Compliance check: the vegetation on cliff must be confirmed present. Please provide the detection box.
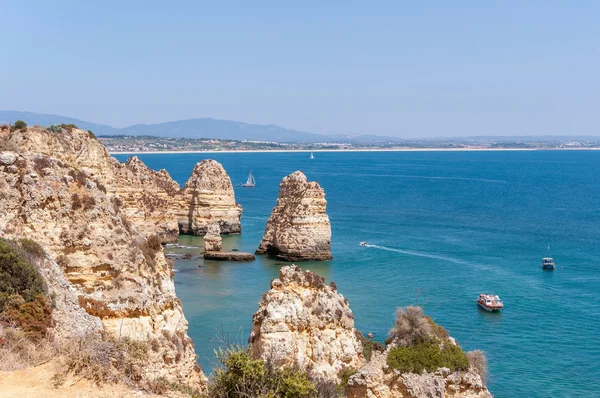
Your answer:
[0,238,52,339]
[209,346,319,398]
[386,306,472,374]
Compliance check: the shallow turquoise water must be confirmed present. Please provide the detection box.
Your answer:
[115,151,600,397]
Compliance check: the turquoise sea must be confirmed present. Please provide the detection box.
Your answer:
[115,151,600,397]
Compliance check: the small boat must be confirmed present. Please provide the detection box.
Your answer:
[477,294,503,312]
[310,152,315,159]
[359,241,368,247]
[241,170,256,187]
[542,257,555,271]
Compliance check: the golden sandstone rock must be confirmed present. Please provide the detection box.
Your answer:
[249,265,363,382]
[256,171,332,261]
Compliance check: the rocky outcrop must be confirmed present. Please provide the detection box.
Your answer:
[249,265,363,382]
[256,171,332,261]
[203,223,223,252]
[3,126,241,242]
[178,160,242,235]
[203,222,255,261]
[347,348,491,398]
[0,128,206,389]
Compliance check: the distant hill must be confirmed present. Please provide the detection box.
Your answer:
[2,110,597,143]
[0,110,370,143]
[0,110,119,135]
[118,118,330,143]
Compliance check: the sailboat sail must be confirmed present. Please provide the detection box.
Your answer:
[310,152,315,159]
[242,170,255,187]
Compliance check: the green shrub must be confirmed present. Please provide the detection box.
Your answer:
[60,123,78,132]
[14,120,27,131]
[0,238,47,313]
[387,340,470,374]
[357,331,384,361]
[18,238,45,260]
[46,124,63,133]
[209,346,317,398]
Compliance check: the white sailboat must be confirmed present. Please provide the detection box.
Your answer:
[310,152,315,159]
[241,170,256,187]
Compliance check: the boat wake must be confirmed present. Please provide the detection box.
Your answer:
[363,244,473,266]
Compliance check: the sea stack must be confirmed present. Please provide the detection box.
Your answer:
[256,171,332,261]
[203,223,223,252]
[179,160,242,236]
[248,265,363,382]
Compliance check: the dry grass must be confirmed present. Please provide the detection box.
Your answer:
[0,326,57,371]
[387,306,433,346]
[467,350,488,384]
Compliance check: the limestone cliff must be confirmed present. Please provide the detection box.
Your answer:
[0,129,206,388]
[178,160,242,235]
[2,126,241,242]
[347,347,491,398]
[256,171,332,261]
[248,265,363,381]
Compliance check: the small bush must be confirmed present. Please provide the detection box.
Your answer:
[0,238,47,313]
[358,333,384,361]
[68,169,87,186]
[388,306,433,346]
[0,295,53,339]
[46,124,63,133]
[467,350,488,384]
[18,238,45,260]
[209,346,317,398]
[72,193,82,210]
[33,157,51,173]
[82,195,96,211]
[140,235,162,269]
[387,340,470,374]
[14,120,27,131]
[87,130,96,139]
[60,123,78,132]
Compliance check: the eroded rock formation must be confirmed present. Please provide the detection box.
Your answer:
[347,348,491,398]
[256,171,332,261]
[0,127,206,389]
[203,223,223,252]
[2,126,241,242]
[178,160,242,235]
[249,265,363,381]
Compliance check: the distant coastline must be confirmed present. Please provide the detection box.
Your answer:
[109,147,600,155]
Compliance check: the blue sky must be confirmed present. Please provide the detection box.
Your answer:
[1,1,598,137]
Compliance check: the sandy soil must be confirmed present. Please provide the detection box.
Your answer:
[0,362,157,398]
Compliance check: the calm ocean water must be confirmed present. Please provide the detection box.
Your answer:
[115,151,600,397]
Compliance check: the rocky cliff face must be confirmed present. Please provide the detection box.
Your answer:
[178,160,242,235]
[0,126,206,388]
[347,347,491,398]
[256,171,332,261]
[2,127,241,242]
[248,265,363,381]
